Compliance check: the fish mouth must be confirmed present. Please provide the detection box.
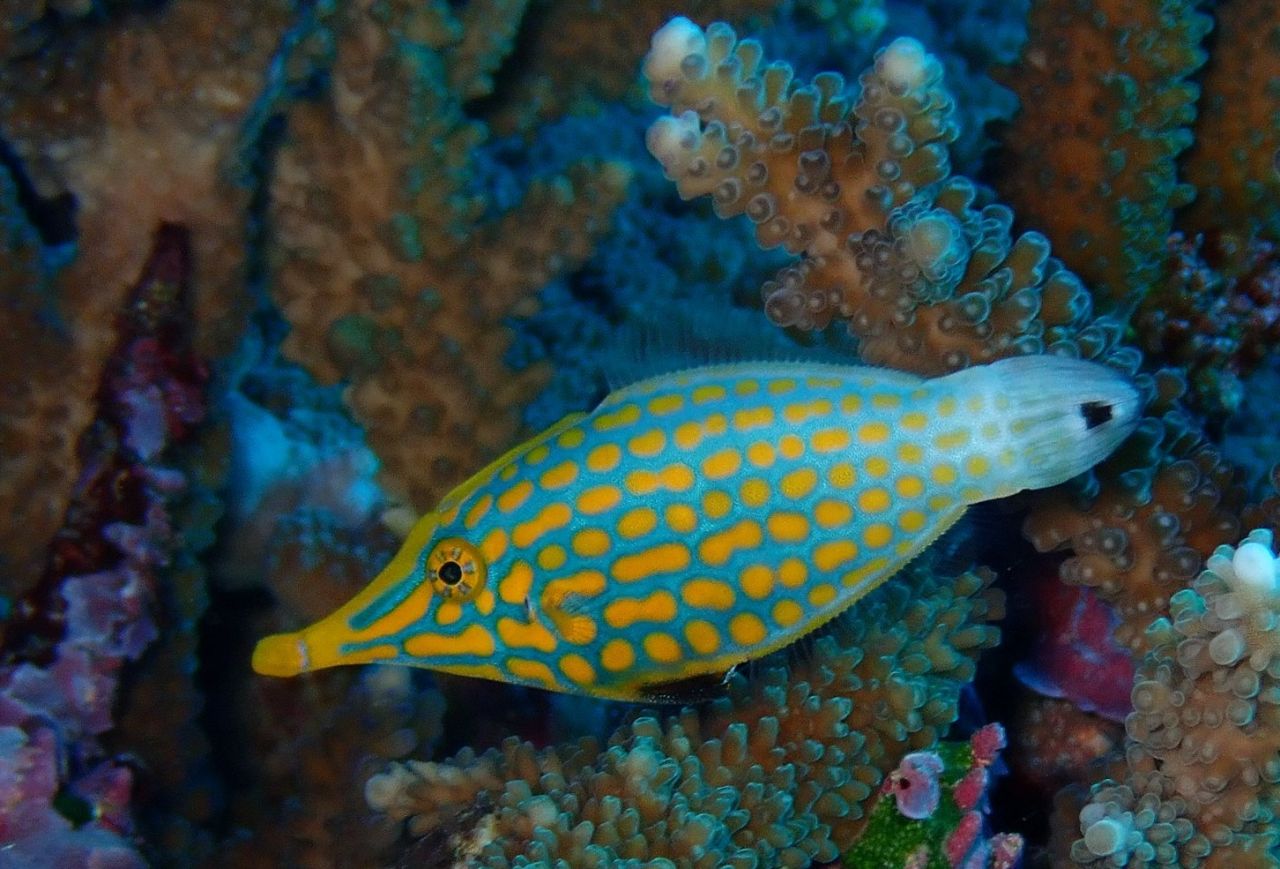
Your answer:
[252,632,310,677]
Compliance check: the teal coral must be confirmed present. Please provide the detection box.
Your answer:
[366,562,1002,865]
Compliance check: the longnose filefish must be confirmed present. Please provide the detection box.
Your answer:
[252,355,1139,701]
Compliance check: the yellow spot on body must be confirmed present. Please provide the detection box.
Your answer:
[587,444,622,473]
[540,461,579,490]
[781,468,818,500]
[497,481,534,514]
[733,406,775,431]
[896,475,925,498]
[768,378,797,395]
[898,443,924,463]
[932,464,958,485]
[604,590,678,628]
[684,620,720,655]
[779,434,805,459]
[578,485,622,515]
[783,398,833,424]
[480,527,508,563]
[572,528,612,558]
[807,376,842,388]
[702,448,742,480]
[628,429,667,458]
[746,441,775,467]
[808,584,837,607]
[674,421,704,450]
[858,488,891,513]
[626,464,695,495]
[435,601,462,626]
[840,394,862,413]
[999,448,1017,467]
[865,456,891,478]
[612,543,692,582]
[779,558,807,587]
[967,395,985,412]
[814,540,859,571]
[772,600,804,627]
[899,510,928,533]
[703,490,732,519]
[601,639,635,672]
[559,654,596,685]
[404,624,496,658]
[593,404,641,432]
[815,499,854,528]
[476,590,495,616]
[542,570,606,606]
[464,494,493,529]
[665,504,698,533]
[497,618,558,652]
[961,486,985,502]
[682,579,736,610]
[512,503,572,549]
[812,428,852,453]
[842,556,890,589]
[730,613,767,646]
[537,545,568,571]
[928,494,954,511]
[498,560,534,604]
[644,633,682,663]
[858,422,890,444]
[617,507,658,539]
[935,429,970,450]
[500,465,518,481]
[508,658,558,688]
[648,394,684,415]
[901,411,928,430]
[734,379,760,396]
[557,428,586,449]
[740,478,770,508]
[863,523,893,548]
[829,462,857,488]
[937,396,957,416]
[767,512,811,543]
[871,393,902,409]
[739,564,775,599]
[964,455,991,477]
[526,444,554,467]
[981,422,1000,440]
[996,395,1011,410]
[692,384,727,404]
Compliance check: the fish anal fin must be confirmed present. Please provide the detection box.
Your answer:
[636,669,733,705]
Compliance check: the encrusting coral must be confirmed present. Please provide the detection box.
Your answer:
[267,0,632,515]
[366,562,1002,866]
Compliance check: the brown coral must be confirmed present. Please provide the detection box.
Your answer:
[994,0,1208,314]
[367,563,1002,866]
[268,0,631,513]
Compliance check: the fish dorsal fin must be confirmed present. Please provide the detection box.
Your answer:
[600,308,856,392]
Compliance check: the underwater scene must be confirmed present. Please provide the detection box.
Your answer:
[2,0,1280,866]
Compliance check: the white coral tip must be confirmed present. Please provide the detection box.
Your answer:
[879,37,930,91]
[644,16,707,84]
[1231,541,1277,594]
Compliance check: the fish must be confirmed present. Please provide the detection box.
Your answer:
[251,355,1139,701]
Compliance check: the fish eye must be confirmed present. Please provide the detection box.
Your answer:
[1079,400,1114,430]
[428,537,487,601]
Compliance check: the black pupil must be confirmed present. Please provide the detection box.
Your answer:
[1080,401,1113,430]
[438,560,463,585]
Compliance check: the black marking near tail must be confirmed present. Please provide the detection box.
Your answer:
[1080,400,1114,430]
[637,669,734,704]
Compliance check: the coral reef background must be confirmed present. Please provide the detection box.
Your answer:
[1,0,1279,866]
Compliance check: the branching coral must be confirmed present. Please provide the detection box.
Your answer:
[1066,530,1280,866]
[367,563,1001,865]
[993,0,1208,316]
[267,0,631,513]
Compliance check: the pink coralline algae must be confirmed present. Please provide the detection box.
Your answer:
[0,225,207,867]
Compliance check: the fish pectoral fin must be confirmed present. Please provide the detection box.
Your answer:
[635,669,733,705]
[542,592,599,645]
